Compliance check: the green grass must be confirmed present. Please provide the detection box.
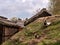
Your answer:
[2,17,60,45]
[37,19,60,45]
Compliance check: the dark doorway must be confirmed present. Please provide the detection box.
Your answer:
[0,25,3,44]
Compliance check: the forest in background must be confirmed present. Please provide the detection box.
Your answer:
[49,0,60,15]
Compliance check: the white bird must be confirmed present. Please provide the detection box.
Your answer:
[47,22,51,25]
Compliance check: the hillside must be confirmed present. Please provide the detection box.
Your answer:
[2,16,60,45]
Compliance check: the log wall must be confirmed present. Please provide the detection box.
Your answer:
[2,26,19,42]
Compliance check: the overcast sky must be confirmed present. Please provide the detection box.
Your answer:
[0,0,50,19]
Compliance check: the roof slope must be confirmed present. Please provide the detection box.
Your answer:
[0,18,19,27]
[0,17,24,28]
[24,8,51,26]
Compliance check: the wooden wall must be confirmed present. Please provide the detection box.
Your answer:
[2,26,19,42]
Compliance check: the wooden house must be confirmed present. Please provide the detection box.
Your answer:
[0,16,24,44]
